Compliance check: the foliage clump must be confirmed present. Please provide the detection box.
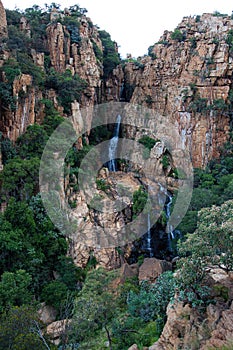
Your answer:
[99,30,121,77]
[177,200,233,307]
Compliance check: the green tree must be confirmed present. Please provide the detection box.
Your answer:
[0,270,32,312]
[0,136,16,164]
[0,157,40,201]
[132,186,148,218]
[41,99,64,136]
[41,280,69,312]
[16,124,48,159]
[127,271,175,323]
[0,305,53,350]
[171,29,185,41]
[70,268,119,349]
[0,217,27,273]
[99,30,120,77]
[177,200,233,306]
[45,69,87,114]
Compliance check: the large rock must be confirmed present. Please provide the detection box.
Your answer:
[0,74,37,141]
[114,13,232,168]
[150,268,233,350]
[128,345,139,350]
[46,319,71,346]
[139,258,172,283]
[38,302,57,325]
[0,0,7,39]
[69,172,141,270]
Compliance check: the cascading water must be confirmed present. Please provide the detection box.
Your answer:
[158,182,177,251]
[146,213,153,257]
[166,194,175,240]
[108,114,121,172]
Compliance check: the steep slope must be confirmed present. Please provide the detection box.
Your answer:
[0,4,120,141]
[108,13,233,167]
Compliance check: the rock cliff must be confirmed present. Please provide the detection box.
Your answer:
[118,13,232,168]
[0,0,7,39]
[0,6,106,141]
[149,268,233,350]
[0,8,231,167]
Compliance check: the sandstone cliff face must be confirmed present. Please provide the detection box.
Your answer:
[0,74,38,141]
[150,268,233,350]
[46,14,103,108]
[0,8,104,141]
[121,13,232,167]
[0,0,7,39]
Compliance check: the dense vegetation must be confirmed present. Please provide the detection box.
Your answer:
[0,3,232,350]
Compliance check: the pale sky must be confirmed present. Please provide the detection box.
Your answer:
[2,0,233,58]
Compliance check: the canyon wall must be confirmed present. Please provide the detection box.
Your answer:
[0,7,231,168]
[116,13,232,168]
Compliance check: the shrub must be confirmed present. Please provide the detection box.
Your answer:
[132,186,148,218]
[161,154,170,169]
[127,271,175,323]
[99,30,121,77]
[0,82,17,111]
[16,124,48,159]
[213,11,227,17]
[45,69,87,113]
[226,29,233,55]
[96,178,110,192]
[148,45,157,59]
[189,37,197,50]
[92,40,103,62]
[171,29,186,42]
[41,280,69,311]
[0,305,51,350]
[138,135,157,150]
[177,200,233,307]
[188,97,208,113]
[16,53,45,86]
[0,270,32,312]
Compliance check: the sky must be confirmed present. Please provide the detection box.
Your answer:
[2,0,233,58]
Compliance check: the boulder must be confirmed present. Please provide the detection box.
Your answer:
[128,345,139,350]
[139,258,172,283]
[38,302,57,325]
[46,319,71,346]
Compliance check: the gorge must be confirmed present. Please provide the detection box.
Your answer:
[0,2,232,350]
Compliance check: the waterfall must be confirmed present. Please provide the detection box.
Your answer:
[108,114,121,172]
[146,213,153,257]
[158,182,175,241]
[166,194,175,240]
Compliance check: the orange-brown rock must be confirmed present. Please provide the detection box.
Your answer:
[46,22,70,72]
[121,13,232,167]
[46,15,103,110]
[38,302,57,325]
[150,268,233,350]
[46,319,71,346]
[0,74,36,141]
[0,0,7,39]
[139,258,172,283]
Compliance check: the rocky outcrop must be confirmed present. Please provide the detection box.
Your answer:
[46,14,103,109]
[46,22,70,73]
[150,268,233,350]
[139,258,172,283]
[0,0,7,39]
[121,13,232,167]
[0,74,37,141]
[38,302,57,325]
[0,8,104,141]
[68,171,141,269]
[46,319,71,346]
